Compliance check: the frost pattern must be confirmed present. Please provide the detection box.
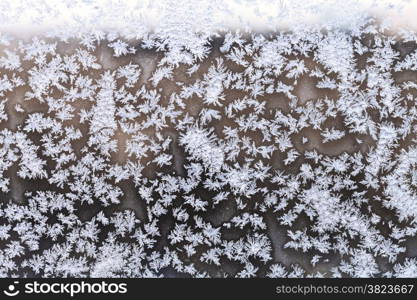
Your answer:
[1,4,417,278]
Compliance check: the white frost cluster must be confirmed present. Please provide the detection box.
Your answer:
[0,0,417,278]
